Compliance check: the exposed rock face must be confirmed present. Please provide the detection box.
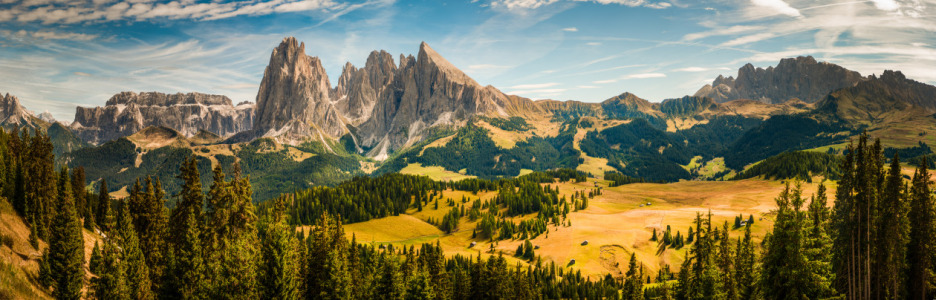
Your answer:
[816,70,936,122]
[0,93,34,127]
[252,37,347,142]
[37,111,56,124]
[252,37,534,158]
[354,42,516,159]
[71,91,254,144]
[695,56,864,104]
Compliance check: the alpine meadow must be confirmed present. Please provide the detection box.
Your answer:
[2,0,936,299]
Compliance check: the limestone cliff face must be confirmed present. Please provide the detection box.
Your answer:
[71,91,254,144]
[695,56,864,104]
[252,37,347,143]
[0,93,33,127]
[253,38,534,157]
[354,42,515,159]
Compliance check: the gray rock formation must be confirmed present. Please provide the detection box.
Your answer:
[71,91,254,144]
[694,56,864,104]
[354,42,515,159]
[37,111,56,124]
[0,93,36,128]
[251,37,536,157]
[252,37,348,143]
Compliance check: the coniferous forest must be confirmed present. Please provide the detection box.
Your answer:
[2,126,936,300]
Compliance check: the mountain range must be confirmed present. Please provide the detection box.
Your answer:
[4,36,936,200]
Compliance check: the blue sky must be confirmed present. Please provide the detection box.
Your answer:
[1,0,934,121]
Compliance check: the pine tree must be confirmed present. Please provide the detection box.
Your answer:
[875,154,908,299]
[92,240,128,300]
[118,196,153,300]
[48,168,84,300]
[204,164,261,298]
[734,226,757,299]
[907,158,935,300]
[804,183,836,298]
[260,195,300,299]
[97,179,112,232]
[89,241,102,275]
[168,157,207,299]
[70,167,86,223]
[622,253,643,300]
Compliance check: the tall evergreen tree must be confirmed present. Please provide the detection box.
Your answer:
[204,164,261,299]
[91,241,128,300]
[622,253,643,300]
[97,179,112,232]
[118,196,153,300]
[734,225,757,299]
[907,158,935,300]
[875,154,909,299]
[260,195,300,300]
[48,168,84,300]
[167,157,207,299]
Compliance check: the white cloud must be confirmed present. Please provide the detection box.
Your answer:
[870,0,899,11]
[674,67,707,72]
[509,82,559,89]
[577,85,598,88]
[750,0,800,17]
[683,25,763,41]
[30,30,98,41]
[593,79,616,84]
[562,27,578,32]
[586,42,601,46]
[719,32,775,47]
[0,0,343,24]
[575,0,671,9]
[491,0,558,10]
[624,72,665,79]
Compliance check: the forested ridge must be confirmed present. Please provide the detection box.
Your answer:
[2,126,936,300]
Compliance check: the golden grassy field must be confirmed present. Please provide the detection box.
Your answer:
[400,163,477,182]
[340,177,835,280]
[0,199,103,299]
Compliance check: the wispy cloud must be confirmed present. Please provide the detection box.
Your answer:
[0,0,344,25]
[750,0,801,17]
[624,72,665,79]
[509,82,559,89]
[562,27,578,32]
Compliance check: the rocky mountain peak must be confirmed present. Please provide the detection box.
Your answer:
[695,56,864,104]
[252,36,346,143]
[0,92,33,126]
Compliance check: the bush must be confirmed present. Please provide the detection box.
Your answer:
[0,234,12,248]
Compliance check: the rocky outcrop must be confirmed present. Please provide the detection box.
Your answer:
[71,91,254,144]
[816,70,936,122]
[354,42,517,159]
[600,92,662,119]
[251,37,535,157]
[252,37,347,143]
[695,56,864,104]
[0,93,35,128]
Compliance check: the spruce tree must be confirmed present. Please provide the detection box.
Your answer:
[804,183,836,298]
[622,253,643,300]
[97,179,112,232]
[92,240,128,300]
[204,164,261,298]
[89,241,102,275]
[261,195,300,299]
[734,225,757,299]
[876,154,909,299]
[118,196,153,300]
[168,157,206,299]
[48,168,84,300]
[907,159,935,300]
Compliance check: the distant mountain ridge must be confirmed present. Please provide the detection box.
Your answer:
[71,91,254,144]
[695,56,865,104]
